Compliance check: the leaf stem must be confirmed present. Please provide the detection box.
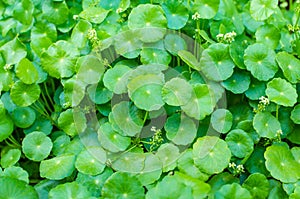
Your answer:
[143,111,148,124]
[276,104,279,119]
[44,82,55,109]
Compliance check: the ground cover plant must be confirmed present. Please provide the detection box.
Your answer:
[1,0,300,198]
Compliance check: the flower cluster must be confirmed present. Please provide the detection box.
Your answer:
[149,126,164,151]
[87,29,102,51]
[192,12,201,20]
[229,162,245,176]
[288,24,300,33]
[254,96,270,113]
[216,31,237,43]
[3,64,13,71]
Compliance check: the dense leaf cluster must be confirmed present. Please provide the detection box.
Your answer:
[0,0,300,198]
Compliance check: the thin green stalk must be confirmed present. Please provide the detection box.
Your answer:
[143,111,149,124]
[40,92,52,114]
[290,0,293,11]
[276,104,279,119]
[44,82,55,108]
[7,135,21,147]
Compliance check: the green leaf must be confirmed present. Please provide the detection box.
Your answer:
[0,37,27,66]
[221,70,251,94]
[215,183,252,199]
[79,7,110,24]
[42,0,69,25]
[75,147,106,175]
[58,109,87,137]
[76,55,105,84]
[256,24,280,49]
[210,109,233,134]
[140,48,171,65]
[165,113,197,145]
[13,0,34,25]
[193,0,220,19]
[225,129,254,158]
[22,131,53,162]
[128,73,165,111]
[162,77,193,106]
[128,4,167,42]
[290,186,300,199]
[48,182,92,199]
[242,173,269,199]
[1,148,21,168]
[200,43,235,81]
[162,0,189,29]
[11,107,36,128]
[245,146,269,176]
[40,154,76,180]
[111,152,146,173]
[244,43,277,81]
[111,101,143,136]
[193,136,231,174]
[0,177,38,199]
[253,112,281,138]
[41,40,79,79]
[102,172,145,199]
[15,58,39,84]
[250,0,277,21]
[103,64,132,94]
[10,81,40,107]
[164,34,187,55]
[0,114,14,142]
[265,142,300,183]
[113,30,142,58]
[2,166,29,183]
[276,52,300,84]
[291,104,300,124]
[181,84,216,120]
[0,68,14,91]
[266,78,297,107]
[156,143,180,172]
[97,122,131,153]
[245,78,266,100]
[71,20,92,49]
[87,84,113,105]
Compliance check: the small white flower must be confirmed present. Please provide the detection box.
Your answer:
[151,126,157,132]
[116,8,123,14]
[259,96,270,106]
[73,15,79,20]
[229,162,236,168]
[237,164,245,172]
[192,12,201,20]
[3,64,12,71]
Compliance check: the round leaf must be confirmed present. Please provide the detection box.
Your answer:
[165,113,197,145]
[162,0,189,29]
[199,43,235,81]
[58,109,87,137]
[291,104,300,124]
[211,109,233,134]
[215,183,252,199]
[2,166,29,183]
[0,177,38,199]
[265,142,300,183]
[245,78,266,100]
[256,24,280,49]
[42,0,69,25]
[276,52,300,84]
[40,154,76,180]
[10,81,41,107]
[79,7,109,24]
[15,58,39,84]
[193,0,220,19]
[164,34,187,55]
[253,112,281,138]
[242,173,269,199]
[128,73,165,111]
[75,147,106,176]
[250,0,277,21]
[193,136,231,174]
[266,78,297,107]
[225,129,254,158]
[0,37,27,66]
[221,70,251,94]
[128,4,167,42]
[140,48,171,65]
[49,182,92,199]
[97,122,131,153]
[162,77,193,106]
[1,148,21,168]
[102,172,145,199]
[244,43,277,81]
[12,107,36,128]
[156,143,180,172]
[103,64,132,94]
[22,131,53,161]
[41,40,79,79]
[0,115,14,142]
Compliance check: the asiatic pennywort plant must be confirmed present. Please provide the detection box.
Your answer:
[0,0,300,198]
